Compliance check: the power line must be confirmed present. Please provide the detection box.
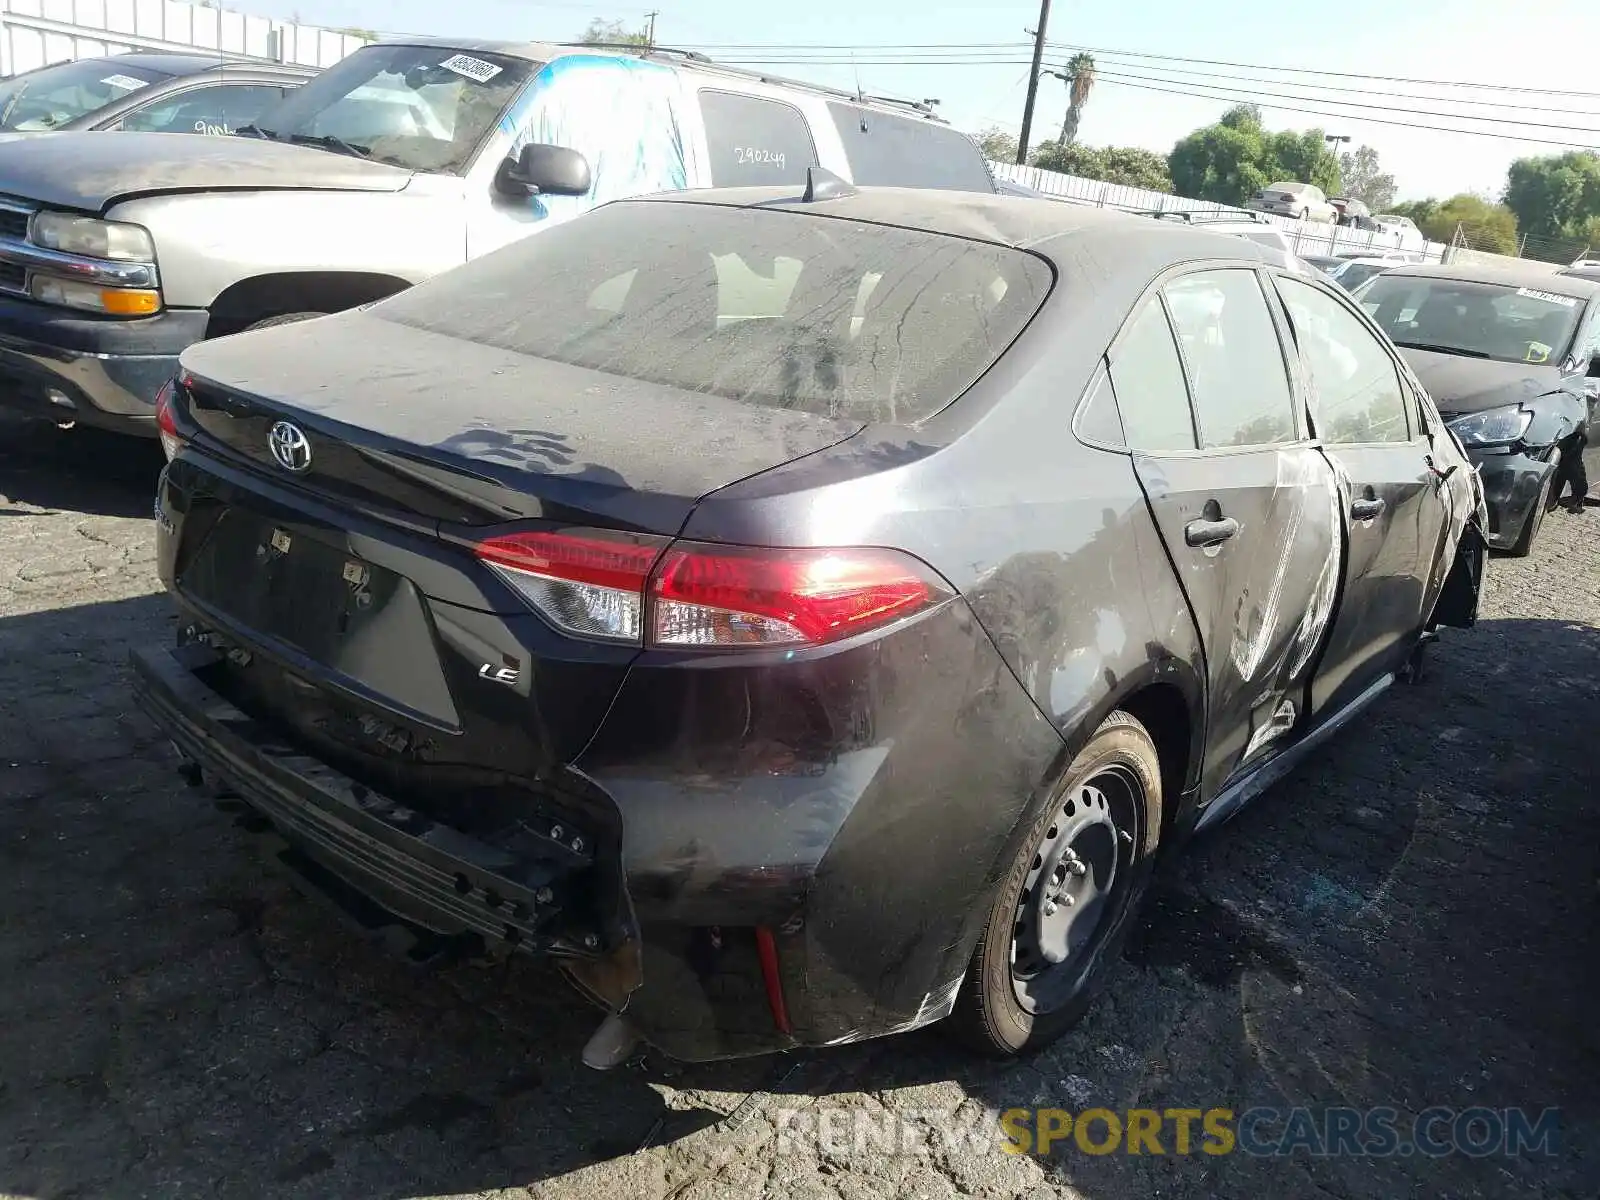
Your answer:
[707,54,1600,140]
[1088,68,1600,134]
[719,48,1600,116]
[1097,76,1599,149]
[1047,40,1600,99]
[681,39,1600,100]
[1078,59,1600,115]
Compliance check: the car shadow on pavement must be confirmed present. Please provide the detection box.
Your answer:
[5,593,1600,1198]
[0,417,165,519]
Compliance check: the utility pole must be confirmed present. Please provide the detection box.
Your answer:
[1016,0,1052,164]
[645,10,658,46]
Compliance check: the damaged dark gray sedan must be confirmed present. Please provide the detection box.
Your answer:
[131,179,1487,1067]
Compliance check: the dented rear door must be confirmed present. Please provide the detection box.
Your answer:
[1110,269,1341,803]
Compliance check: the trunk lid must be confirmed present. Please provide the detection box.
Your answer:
[179,307,867,533]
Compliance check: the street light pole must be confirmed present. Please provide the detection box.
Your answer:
[1015,0,1052,165]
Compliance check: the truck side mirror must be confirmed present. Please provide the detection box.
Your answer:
[495,144,592,199]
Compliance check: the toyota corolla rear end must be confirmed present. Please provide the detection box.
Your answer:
[131,192,1062,1064]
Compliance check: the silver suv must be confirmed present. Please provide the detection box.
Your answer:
[0,38,995,436]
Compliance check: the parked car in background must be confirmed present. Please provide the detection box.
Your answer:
[1338,250,1413,263]
[1331,196,1371,226]
[134,181,1485,1068]
[1569,258,1600,271]
[1247,181,1338,223]
[1373,214,1422,241]
[1560,264,1600,284]
[1328,256,1396,292]
[992,178,1095,206]
[1352,262,1600,554]
[1302,253,1345,275]
[0,52,312,134]
[1138,209,1310,273]
[0,37,996,438]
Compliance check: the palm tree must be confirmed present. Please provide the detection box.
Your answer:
[1057,53,1096,146]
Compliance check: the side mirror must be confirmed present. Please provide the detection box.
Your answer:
[494,143,592,199]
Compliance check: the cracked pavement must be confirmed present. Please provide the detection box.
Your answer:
[3,415,1599,1199]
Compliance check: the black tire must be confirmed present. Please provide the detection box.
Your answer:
[241,311,327,332]
[951,710,1163,1057]
[1505,469,1554,558]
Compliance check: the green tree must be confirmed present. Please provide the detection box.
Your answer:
[974,126,1018,163]
[1030,142,1105,177]
[1029,142,1172,192]
[1503,152,1600,241]
[1337,144,1397,211]
[580,17,650,47]
[1168,105,1340,207]
[1056,52,1096,147]
[1393,194,1518,253]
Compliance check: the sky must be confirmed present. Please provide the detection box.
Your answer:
[232,0,1600,202]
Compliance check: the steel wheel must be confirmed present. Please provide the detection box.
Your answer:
[1011,768,1142,1014]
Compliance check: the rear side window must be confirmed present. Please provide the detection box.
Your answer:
[373,200,1052,425]
[1107,300,1196,452]
[826,102,993,192]
[699,89,817,187]
[1276,277,1410,443]
[1164,269,1298,448]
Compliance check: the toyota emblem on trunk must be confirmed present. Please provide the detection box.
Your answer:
[268,420,312,472]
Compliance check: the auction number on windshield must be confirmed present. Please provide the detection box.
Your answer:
[735,147,787,170]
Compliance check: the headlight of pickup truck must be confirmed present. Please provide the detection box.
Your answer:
[1447,404,1533,447]
[30,213,155,261]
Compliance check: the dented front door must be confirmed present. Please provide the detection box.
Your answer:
[1268,272,1453,720]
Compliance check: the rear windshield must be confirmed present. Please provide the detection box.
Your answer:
[373,200,1052,425]
[1238,228,1290,252]
[826,102,995,193]
[0,58,167,130]
[1357,274,1584,365]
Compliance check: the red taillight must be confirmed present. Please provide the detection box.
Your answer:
[473,529,950,649]
[652,541,942,648]
[154,377,183,462]
[474,529,667,644]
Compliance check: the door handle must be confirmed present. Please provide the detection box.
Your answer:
[1351,497,1386,521]
[1184,516,1240,547]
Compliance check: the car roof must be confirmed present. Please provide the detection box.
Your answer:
[371,37,952,123]
[1378,259,1600,296]
[83,51,312,78]
[629,183,1280,268]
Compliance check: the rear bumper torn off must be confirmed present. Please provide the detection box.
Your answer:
[129,640,608,967]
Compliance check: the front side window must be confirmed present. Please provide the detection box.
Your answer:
[372,201,1051,425]
[1163,269,1298,448]
[118,83,287,135]
[699,90,817,187]
[1357,274,1584,366]
[246,43,535,173]
[826,102,993,192]
[1107,299,1196,453]
[1277,277,1410,444]
[0,58,167,130]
